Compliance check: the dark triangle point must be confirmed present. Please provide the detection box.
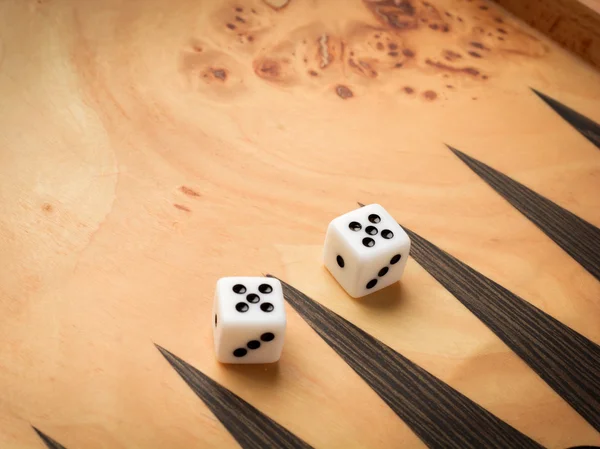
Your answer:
[402,226,600,431]
[530,87,546,100]
[530,88,600,149]
[32,427,68,449]
[448,146,474,166]
[155,344,314,449]
[273,276,544,449]
[446,144,464,157]
[448,146,600,280]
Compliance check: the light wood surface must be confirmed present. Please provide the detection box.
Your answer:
[494,0,600,68]
[0,0,599,448]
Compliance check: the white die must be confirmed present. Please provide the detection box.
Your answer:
[323,204,411,298]
[213,277,286,364]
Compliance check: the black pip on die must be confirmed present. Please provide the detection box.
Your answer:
[323,204,411,298]
[213,277,286,364]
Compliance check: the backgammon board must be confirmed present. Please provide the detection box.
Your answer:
[0,0,599,448]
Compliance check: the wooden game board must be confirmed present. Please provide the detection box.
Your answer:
[0,0,599,448]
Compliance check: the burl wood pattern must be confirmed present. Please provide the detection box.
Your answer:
[1,0,600,448]
[182,0,548,101]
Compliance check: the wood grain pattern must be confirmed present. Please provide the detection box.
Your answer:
[32,428,67,449]
[448,146,600,280]
[156,345,314,449]
[272,276,545,449]
[402,226,600,431]
[532,89,600,149]
[493,0,600,67]
[1,0,600,447]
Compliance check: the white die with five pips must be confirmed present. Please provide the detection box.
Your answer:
[213,277,286,364]
[323,204,411,298]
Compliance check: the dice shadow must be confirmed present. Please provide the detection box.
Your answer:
[218,360,282,385]
[353,282,404,310]
[322,266,405,310]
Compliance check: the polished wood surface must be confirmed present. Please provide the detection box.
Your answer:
[1,0,599,448]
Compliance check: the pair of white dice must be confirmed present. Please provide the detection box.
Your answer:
[213,204,411,364]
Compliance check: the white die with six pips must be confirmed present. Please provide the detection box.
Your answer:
[213,277,286,364]
[323,204,411,298]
